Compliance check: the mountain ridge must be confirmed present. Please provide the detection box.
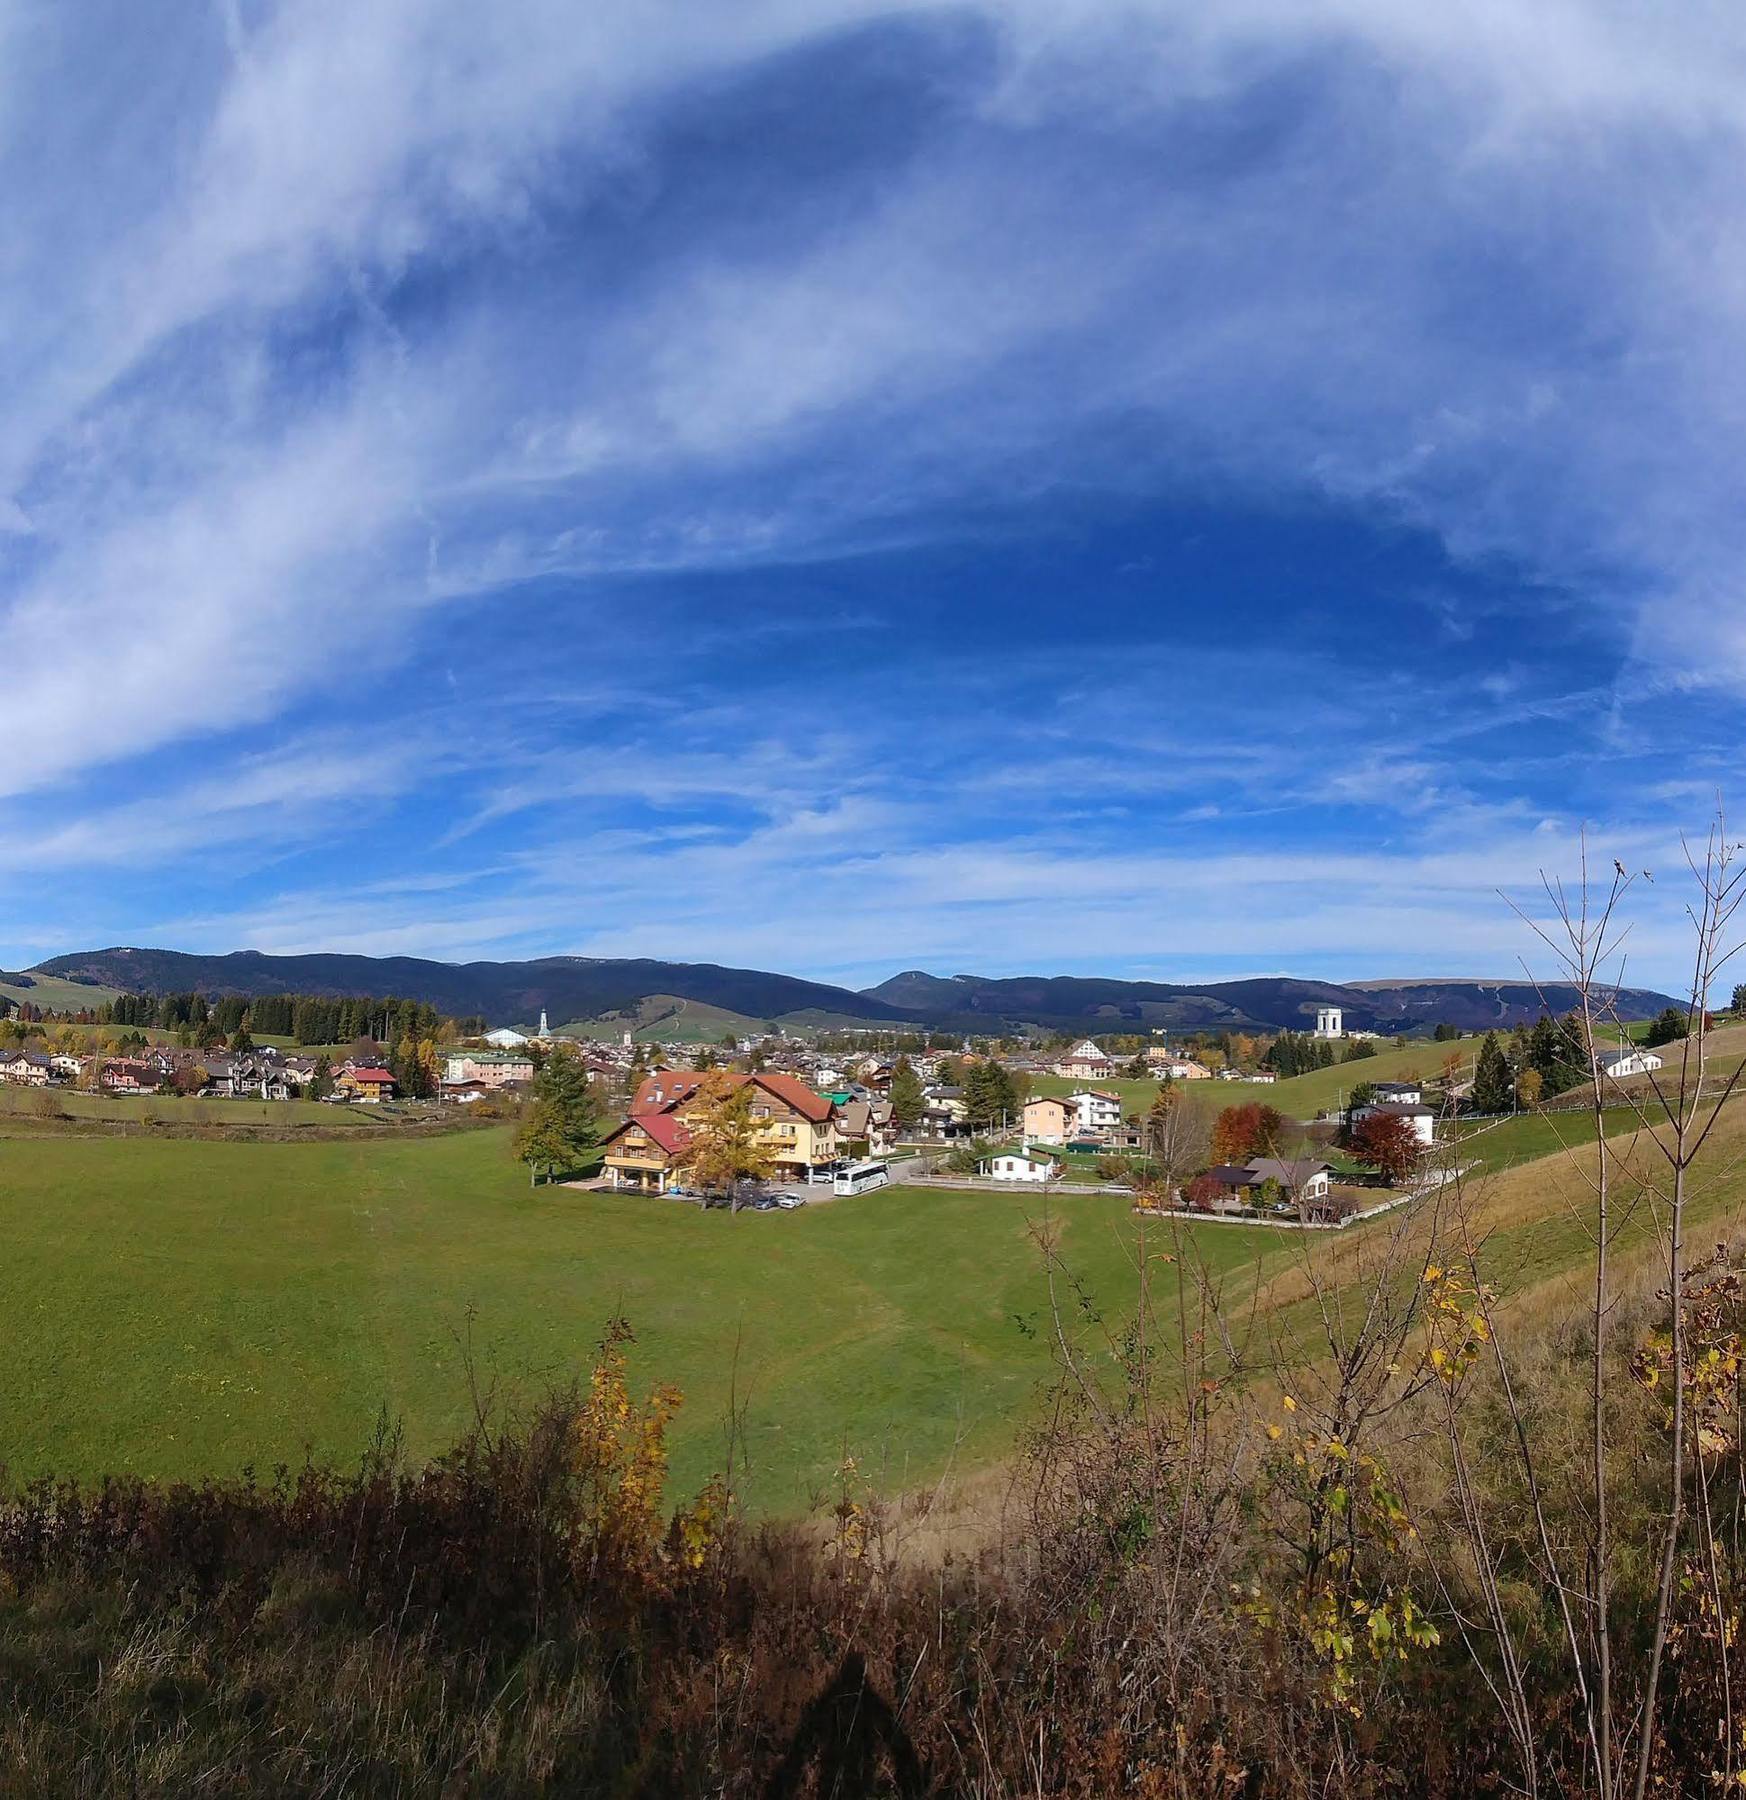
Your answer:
[20,947,1685,1036]
[30,948,911,1032]
[857,969,1684,1034]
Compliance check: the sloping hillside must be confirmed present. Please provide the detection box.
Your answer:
[564,995,768,1044]
[0,972,124,1013]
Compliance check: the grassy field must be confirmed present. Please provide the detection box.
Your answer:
[1454,1105,1653,1176]
[0,1129,1284,1514]
[0,1084,461,1136]
[563,993,764,1044]
[0,973,125,1013]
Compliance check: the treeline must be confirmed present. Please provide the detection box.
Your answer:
[1262,1029,1377,1077]
[98,991,485,1044]
[1467,1013,1593,1112]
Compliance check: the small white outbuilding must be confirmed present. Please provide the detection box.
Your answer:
[981,1149,1060,1183]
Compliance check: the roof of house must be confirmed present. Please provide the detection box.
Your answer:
[606,1112,692,1155]
[1359,1101,1435,1118]
[986,1148,1058,1168]
[348,1066,394,1083]
[105,1064,162,1087]
[1245,1156,1333,1188]
[630,1069,833,1124]
[1208,1163,1261,1187]
[1026,1095,1071,1110]
[631,1071,703,1112]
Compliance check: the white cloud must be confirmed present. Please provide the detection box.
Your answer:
[10,0,1746,982]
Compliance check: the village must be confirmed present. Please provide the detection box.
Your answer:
[0,990,1676,1225]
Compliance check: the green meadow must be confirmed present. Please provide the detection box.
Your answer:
[1030,1034,1483,1123]
[0,1128,1283,1514]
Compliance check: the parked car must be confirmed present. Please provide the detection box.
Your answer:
[775,1193,806,1210]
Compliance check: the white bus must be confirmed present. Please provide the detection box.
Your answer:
[832,1159,890,1197]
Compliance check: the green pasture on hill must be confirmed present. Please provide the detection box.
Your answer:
[1030,1034,1483,1123]
[0,974,126,1014]
[0,1129,1284,1514]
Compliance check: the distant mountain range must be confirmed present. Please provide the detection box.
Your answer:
[861,971,1684,1034]
[16,947,1685,1038]
[26,948,912,1033]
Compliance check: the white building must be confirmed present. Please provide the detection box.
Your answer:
[484,1027,530,1049]
[981,1149,1059,1183]
[1055,1038,1113,1079]
[1069,1088,1123,1135]
[1599,1047,1664,1081]
[1314,1006,1344,1039]
[1351,1100,1436,1145]
[443,1050,534,1087]
[1370,1079,1422,1105]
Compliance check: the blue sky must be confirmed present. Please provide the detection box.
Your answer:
[2,1,1744,994]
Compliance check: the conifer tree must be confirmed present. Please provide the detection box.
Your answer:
[888,1056,925,1131]
[1470,1031,1514,1114]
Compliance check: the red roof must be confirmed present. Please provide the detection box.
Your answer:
[749,1071,834,1123]
[349,1067,393,1083]
[631,1072,704,1114]
[606,1113,692,1155]
[630,1069,833,1124]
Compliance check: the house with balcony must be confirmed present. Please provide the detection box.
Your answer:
[835,1097,897,1154]
[335,1063,395,1103]
[609,1069,840,1184]
[0,1049,53,1086]
[203,1055,294,1100]
[600,1113,694,1194]
[1069,1088,1124,1137]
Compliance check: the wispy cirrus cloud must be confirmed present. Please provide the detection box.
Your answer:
[9,2,1746,982]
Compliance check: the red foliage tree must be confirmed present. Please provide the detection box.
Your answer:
[1210,1102,1286,1162]
[1183,1173,1225,1212]
[1348,1113,1422,1186]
